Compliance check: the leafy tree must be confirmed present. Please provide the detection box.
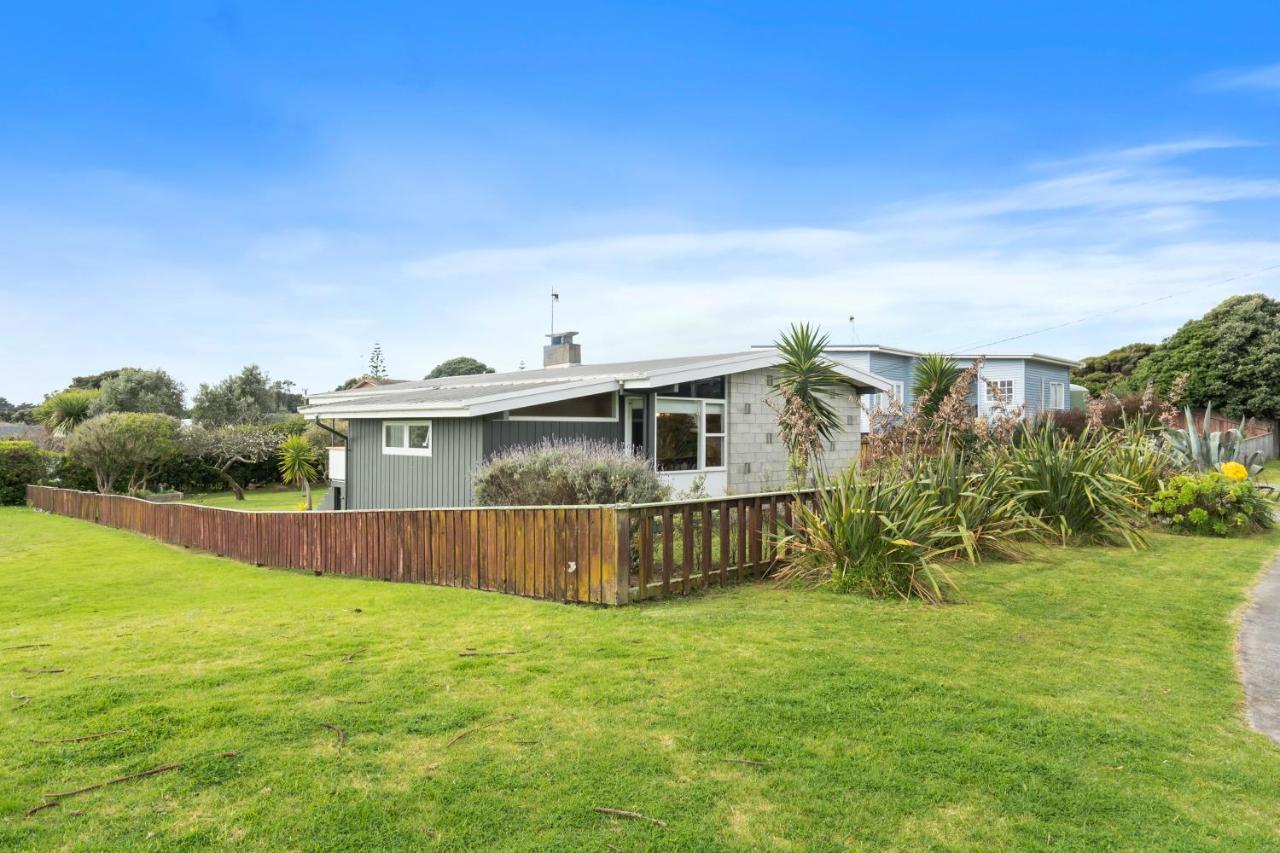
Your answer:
[277,434,318,510]
[35,389,100,435]
[426,356,495,379]
[0,397,37,424]
[65,413,182,494]
[770,323,848,480]
[1131,293,1280,421]
[912,354,961,419]
[186,425,283,500]
[68,369,124,391]
[368,343,387,379]
[1073,343,1156,396]
[0,441,45,505]
[90,368,186,417]
[191,365,301,426]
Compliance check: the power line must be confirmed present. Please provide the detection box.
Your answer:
[951,261,1280,353]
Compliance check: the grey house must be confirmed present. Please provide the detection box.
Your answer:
[815,345,1079,431]
[300,334,890,510]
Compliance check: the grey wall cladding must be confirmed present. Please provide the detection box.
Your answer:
[346,418,484,509]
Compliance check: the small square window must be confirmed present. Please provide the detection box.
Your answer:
[383,421,432,456]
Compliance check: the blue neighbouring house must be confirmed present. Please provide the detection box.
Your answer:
[815,345,1079,432]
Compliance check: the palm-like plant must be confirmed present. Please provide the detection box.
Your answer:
[771,323,848,481]
[912,353,961,419]
[37,389,99,436]
[277,434,319,510]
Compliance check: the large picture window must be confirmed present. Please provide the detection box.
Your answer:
[383,420,432,456]
[656,398,726,472]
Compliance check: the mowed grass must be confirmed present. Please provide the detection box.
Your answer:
[2,509,1279,850]
[180,486,329,511]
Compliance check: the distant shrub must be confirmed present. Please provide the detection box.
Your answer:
[473,439,669,506]
[0,441,44,505]
[1149,472,1274,537]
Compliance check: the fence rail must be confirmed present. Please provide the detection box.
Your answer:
[26,486,812,605]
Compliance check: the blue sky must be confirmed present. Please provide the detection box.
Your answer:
[3,2,1279,402]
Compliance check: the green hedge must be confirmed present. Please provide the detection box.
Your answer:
[0,441,44,505]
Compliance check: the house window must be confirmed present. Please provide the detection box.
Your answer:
[862,381,904,413]
[383,420,432,456]
[985,379,1014,407]
[656,398,727,472]
[507,392,617,422]
[651,377,726,399]
[1049,382,1065,410]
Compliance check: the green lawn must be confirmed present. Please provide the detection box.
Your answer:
[2,508,1279,850]
[1260,458,1280,486]
[180,486,329,511]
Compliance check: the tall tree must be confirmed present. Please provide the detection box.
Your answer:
[90,368,186,417]
[191,365,301,426]
[1072,343,1156,397]
[1131,293,1280,420]
[426,356,495,379]
[368,342,387,379]
[770,323,848,481]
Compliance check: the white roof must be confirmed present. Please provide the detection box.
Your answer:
[301,350,892,420]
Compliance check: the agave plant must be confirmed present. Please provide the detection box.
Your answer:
[1163,404,1264,477]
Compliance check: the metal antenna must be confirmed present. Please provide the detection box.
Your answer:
[551,288,560,335]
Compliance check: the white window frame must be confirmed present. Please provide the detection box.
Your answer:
[985,379,1015,407]
[656,396,728,473]
[862,381,905,414]
[507,392,619,423]
[382,420,433,456]
[1049,382,1065,410]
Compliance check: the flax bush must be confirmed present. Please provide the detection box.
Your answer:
[1006,424,1148,547]
[776,467,962,603]
[473,439,669,506]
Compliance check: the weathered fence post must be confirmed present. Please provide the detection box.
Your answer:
[606,504,632,606]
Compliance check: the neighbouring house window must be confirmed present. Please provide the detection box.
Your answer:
[985,379,1014,407]
[861,381,904,418]
[383,420,432,456]
[656,398,727,471]
[1049,382,1065,410]
[507,392,617,421]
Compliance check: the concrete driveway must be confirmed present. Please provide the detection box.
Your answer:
[1240,557,1280,746]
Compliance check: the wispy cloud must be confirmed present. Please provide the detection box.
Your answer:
[1197,62,1280,93]
[3,138,1279,402]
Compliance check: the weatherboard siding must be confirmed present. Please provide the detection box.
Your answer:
[1023,362,1072,417]
[346,418,484,509]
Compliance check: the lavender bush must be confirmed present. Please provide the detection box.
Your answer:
[473,439,669,506]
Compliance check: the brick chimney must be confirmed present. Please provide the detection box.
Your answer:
[543,331,582,368]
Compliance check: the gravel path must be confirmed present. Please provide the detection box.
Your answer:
[1240,556,1280,746]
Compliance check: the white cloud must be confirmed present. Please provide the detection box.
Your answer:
[2,138,1279,402]
[1197,63,1280,93]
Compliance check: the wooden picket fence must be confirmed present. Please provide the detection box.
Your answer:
[26,485,814,605]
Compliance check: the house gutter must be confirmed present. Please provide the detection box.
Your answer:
[312,418,348,443]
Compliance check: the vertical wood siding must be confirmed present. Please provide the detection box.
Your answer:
[347,418,484,509]
[482,419,623,456]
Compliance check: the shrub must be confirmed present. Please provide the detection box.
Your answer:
[65,413,182,494]
[473,439,669,506]
[1149,473,1274,536]
[776,467,961,603]
[1006,424,1148,548]
[0,441,44,505]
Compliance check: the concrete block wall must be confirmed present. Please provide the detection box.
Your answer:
[726,368,861,494]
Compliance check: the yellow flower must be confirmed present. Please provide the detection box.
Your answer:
[1220,461,1248,482]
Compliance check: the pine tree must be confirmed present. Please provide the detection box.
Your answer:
[368,343,387,379]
